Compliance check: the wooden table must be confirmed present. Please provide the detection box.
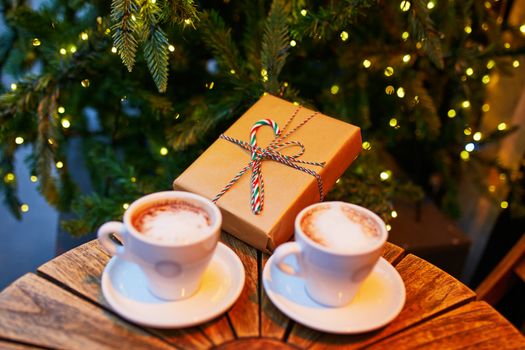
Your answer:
[0,232,524,349]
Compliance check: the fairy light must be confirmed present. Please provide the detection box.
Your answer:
[464,127,472,136]
[160,147,168,156]
[59,48,67,55]
[32,38,41,47]
[473,132,482,141]
[340,31,349,41]
[481,23,489,31]
[336,178,341,184]
[56,161,64,169]
[465,143,475,152]
[81,79,90,87]
[290,40,297,47]
[389,118,398,127]
[460,151,470,160]
[482,104,490,112]
[15,137,24,145]
[362,141,371,150]
[123,203,129,209]
[386,224,392,232]
[500,201,508,209]
[105,28,111,35]
[4,173,15,182]
[61,118,71,129]
[448,109,456,118]
[184,18,192,25]
[111,46,117,53]
[300,9,307,16]
[400,1,411,12]
[208,81,215,89]
[466,67,474,76]
[168,44,175,52]
[385,85,395,95]
[402,54,411,63]
[513,60,520,68]
[131,176,136,183]
[384,66,394,77]
[20,204,29,212]
[69,45,77,53]
[396,87,405,98]
[80,32,89,41]
[58,106,65,114]
[482,75,490,84]
[462,100,470,108]
[391,210,398,218]
[30,175,38,182]
[131,14,137,21]
[401,31,409,40]
[330,85,340,95]
[362,59,371,68]
[380,171,391,181]
[487,60,496,69]
[484,1,491,9]
[427,1,435,9]
[504,42,511,49]
[47,138,54,145]
[488,185,496,192]
[520,24,525,34]
[10,83,17,91]
[150,0,156,3]
[464,26,472,34]
[497,122,507,131]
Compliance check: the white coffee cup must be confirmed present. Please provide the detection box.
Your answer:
[272,202,387,307]
[97,191,222,301]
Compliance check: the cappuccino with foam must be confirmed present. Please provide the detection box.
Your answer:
[132,200,211,244]
[300,203,381,253]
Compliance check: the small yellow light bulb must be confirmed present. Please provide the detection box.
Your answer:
[504,42,511,49]
[497,122,507,131]
[10,83,17,91]
[448,109,456,118]
[69,45,77,53]
[81,79,90,88]
[488,185,496,193]
[300,9,307,16]
[500,201,508,209]
[15,137,24,145]
[401,31,409,40]
[466,67,474,76]
[111,46,117,53]
[400,1,411,12]
[460,150,470,160]
[402,54,411,63]
[168,44,175,52]
[290,40,297,47]
[123,203,129,209]
[362,141,371,150]
[396,87,405,98]
[4,173,15,182]
[386,224,392,231]
[389,118,398,127]
[56,161,64,169]
[464,127,472,136]
[58,106,65,114]
[80,32,89,41]
[462,100,470,108]
[513,60,520,68]
[464,26,472,34]
[482,104,490,112]
[384,66,394,77]
[385,85,395,95]
[21,204,29,212]
[520,24,525,34]
[380,171,391,181]
[184,18,192,25]
[391,210,398,218]
[61,118,71,129]
[30,175,38,182]
[473,132,482,141]
[59,48,67,55]
[131,177,136,183]
[340,31,349,42]
[427,1,435,9]
[32,38,41,46]
[482,75,490,84]
[330,85,340,95]
[362,59,371,68]
[487,60,496,69]
[160,147,168,156]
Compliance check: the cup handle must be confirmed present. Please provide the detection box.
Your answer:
[272,242,304,277]
[97,222,125,256]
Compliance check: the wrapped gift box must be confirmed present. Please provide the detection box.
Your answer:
[173,94,362,252]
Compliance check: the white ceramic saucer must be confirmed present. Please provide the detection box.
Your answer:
[263,255,406,334]
[101,242,245,328]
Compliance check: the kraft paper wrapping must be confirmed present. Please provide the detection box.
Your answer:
[173,94,362,252]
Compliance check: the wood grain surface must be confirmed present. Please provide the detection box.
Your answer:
[221,233,260,337]
[0,273,175,350]
[365,301,525,350]
[0,237,521,350]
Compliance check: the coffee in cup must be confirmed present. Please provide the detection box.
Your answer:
[272,202,387,307]
[97,191,222,301]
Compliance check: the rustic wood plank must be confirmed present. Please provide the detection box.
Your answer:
[0,273,174,350]
[260,253,289,339]
[37,240,212,350]
[0,340,45,349]
[215,338,297,350]
[365,301,525,350]
[221,232,260,338]
[382,241,405,265]
[286,242,407,348]
[289,254,476,349]
[199,315,235,346]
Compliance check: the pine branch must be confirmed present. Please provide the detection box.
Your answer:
[144,27,169,93]
[411,74,440,139]
[261,0,289,94]
[111,0,139,72]
[408,0,444,69]
[160,0,199,25]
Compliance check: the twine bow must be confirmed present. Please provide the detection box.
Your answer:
[212,107,325,215]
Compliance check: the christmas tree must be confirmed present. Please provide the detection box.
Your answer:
[1,0,523,236]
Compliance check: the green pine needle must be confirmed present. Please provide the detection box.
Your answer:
[144,27,169,93]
